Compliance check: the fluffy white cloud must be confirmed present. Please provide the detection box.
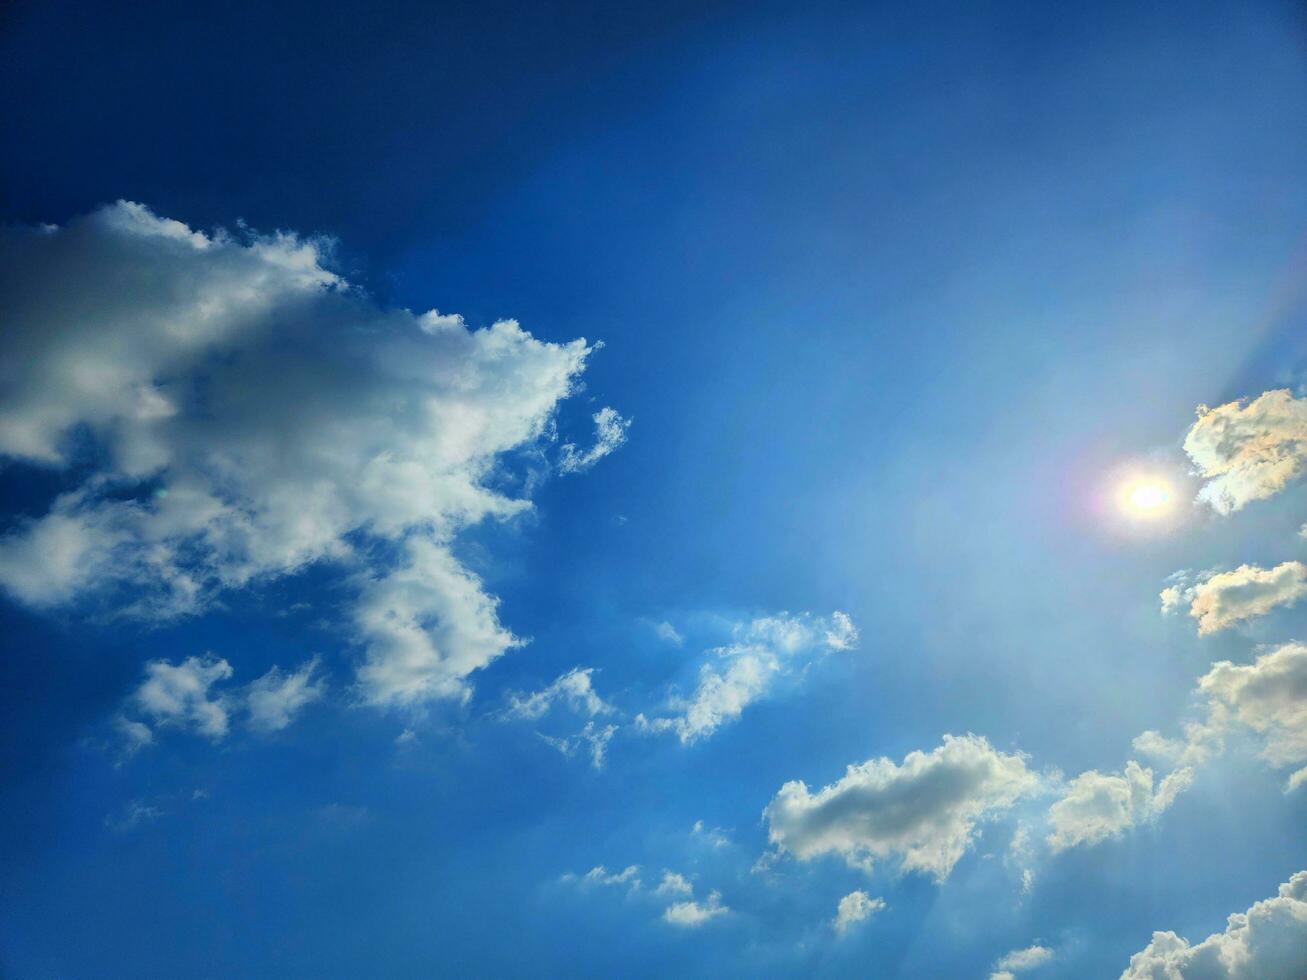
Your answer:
[503,666,615,720]
[559,406,631,474]
[655,871,694,898]
[246,657,325,733]
[1128,641,1307,792]
[832,890,884,935]
[126,652,328,744]
[1161,563,1307,635]
[637,611,858,745]
[1120,871,1307,979]
[1047,761,1194,852]
[1199,642,1307,778]
[0,202,604,705]
[663,890,728,927]
[991,943,1054,978]
[763,734,1038,881]
[133,655,234,739]
[1183,389,1307,514]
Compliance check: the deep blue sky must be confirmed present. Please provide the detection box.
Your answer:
[3,2,1307,977]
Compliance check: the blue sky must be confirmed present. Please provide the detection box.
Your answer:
[2,2,1307,977]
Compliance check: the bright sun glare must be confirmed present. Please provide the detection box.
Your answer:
[1121,479,1173,517]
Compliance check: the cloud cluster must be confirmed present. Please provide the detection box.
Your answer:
[1128,641,1307,793]
[832,890,885,935]
[1183,389,1307,514]
[990,944,1053,979]
[1200,642,1307,782]
[1046,761,1193,852]
[763,734,1038,880]
[124,654,323,744]
[1120,870,1307,979]
[562,865,729,927]
[637,611,857,745]
[503,667,615,721]
[0,202,613,707]
[501,666,617,769]
[1161,563,1307,635]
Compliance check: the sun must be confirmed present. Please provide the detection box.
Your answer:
[1119,478,1173,518]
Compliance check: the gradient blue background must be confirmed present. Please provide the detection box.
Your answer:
[2,1,1307,976]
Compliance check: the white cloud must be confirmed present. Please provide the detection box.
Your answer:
[133,655,234,739]
[559,406,631,474]
[353,538,523,707]
[653,621,683,646]
[105,799,164,833]
[655,871,694,898]
[126,653,329,745]
[246,656,325,733]
[832,890,885,935]
[691,820,731,848]
[763,734,1038,881]
[663,890,728,927]
[503,666,615,721]
[1161,563,1307,635]
[113,715,154,756]
[1199,642,1307,779]
[1047,761,1194,852]
[992,944,1054,976]
[1126,641,1307,792]
[1183,389,1307,514]
[637,611,857,745]
[1120,870,1307,979]
[0,202,602,706]
[562,865,642,891]
[539,721,617,769]
[564,862,729,928]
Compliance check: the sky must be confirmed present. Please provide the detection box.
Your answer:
[2,1,1307,977]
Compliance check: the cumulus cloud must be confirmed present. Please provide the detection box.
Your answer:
[125,653,327,745]
[1161,563,1307,634]
[663,890,728,927]
[503,667,615,721]
[637,611,858,745]
[1183,389,1307,514]
[655,871,694,898]
[558,406,631,474]
[763,734,1038,881]
[1199,642,1307,779]
[1127,641,1307,792]
[991,944,1054,978]
[832,890,884,935]
[0,202,604,706]
[246,657,325,733]
[1120,870,1307,979]
[133,655,234,739]
[1047,761,1194,852]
